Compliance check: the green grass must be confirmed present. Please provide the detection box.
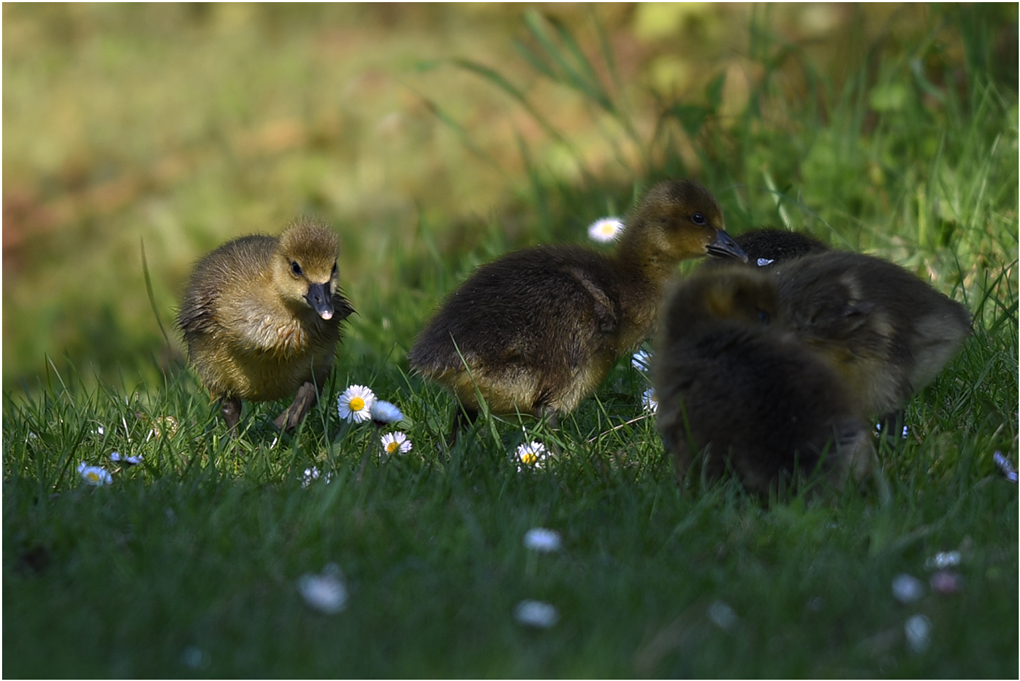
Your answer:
[4,5,1018,678]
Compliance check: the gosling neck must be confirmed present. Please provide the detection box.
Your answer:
[612,229,684,295]
[608,232,684,351]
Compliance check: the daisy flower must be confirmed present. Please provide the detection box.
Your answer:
[300,467,332,487]
[337,384,376,423]
[891,573,924,604]
[905,614,932,655]
[297,563,348,614]
[641,388,658,414]
[380,431,412,456]
[513,599,559,628]
[514,441,548,471]
[523,527,562,553]
[181,647,209,670]
[993,451,1018,483]
[78,462,113,486]
[370,400,404,424]
[631,349,651,372]
[587,217,624,243]
[707,600,739,632]
[110,451,143,466]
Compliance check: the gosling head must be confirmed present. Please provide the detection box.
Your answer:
[700,268,780,326]
[273,219,342,320]
[663,267,780,341]
[620,179,747,267]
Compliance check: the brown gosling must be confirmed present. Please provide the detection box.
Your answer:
[702,227,830,270]
[407,179,747,431]
[178,218,354,432]
[653,266,873,497]
[770,250,972,421]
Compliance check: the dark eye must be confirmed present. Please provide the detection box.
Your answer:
[757,309,771,325]
[291,261,303,276]
[691,213,706,225]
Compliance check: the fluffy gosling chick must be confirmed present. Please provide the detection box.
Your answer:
[407,179,747,429]
[178,218,354,432]
[653,266,872,497]
[734,227,829,267]
[771,250,972,419]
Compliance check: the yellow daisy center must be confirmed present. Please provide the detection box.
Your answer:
[386,441,399,454]
[521,452,537,466]
[349,397,365,412]
[86,472,101,483]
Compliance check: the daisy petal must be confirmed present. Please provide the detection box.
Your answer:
[337,384,376,423]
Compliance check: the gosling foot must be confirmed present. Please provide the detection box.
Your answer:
[447,406,480,448]
[273,382,319,432]
[220,396,242,434]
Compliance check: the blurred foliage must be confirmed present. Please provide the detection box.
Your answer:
[2,3,1017,391]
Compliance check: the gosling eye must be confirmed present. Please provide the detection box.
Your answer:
[757,309,771,325]
[691,212,706,226]
[290,261,303,277]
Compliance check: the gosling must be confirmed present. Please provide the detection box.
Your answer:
[770,250,972,420]
[702,227,829,269]
[407,179,747,430]
[734,227,829,267]
[653,266,873,497]
[178,218,354,432]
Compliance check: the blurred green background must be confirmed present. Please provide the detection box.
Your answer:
[3,3,1017,391]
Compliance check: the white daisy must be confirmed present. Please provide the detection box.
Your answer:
[297,563,348,614]
[513,599,559,628]
[77,462,112,486]
[587,217,624,243]
[993,451,1018,483]
[300,467,332,487]
[370,400,404,424]
[181,647,209,670]
[904,614,932,655]
[523,527,562,553]
[891,573,925,604]
[631,349,652,372]
[514,441,548,471]
[707,600,738,632]
[110,452,143,466]
[337,384,376,423]
[924,550,962,570]
[380,431,412,456]
[641,388,658,414]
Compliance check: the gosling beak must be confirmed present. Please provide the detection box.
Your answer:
[306,282,335,320]
[706,230,748,263]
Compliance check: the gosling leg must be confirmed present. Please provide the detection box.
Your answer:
[876,409,908,451]
[449,406,480,445]
[273,381,319,431]
[535,404,561,455]
[220,396,242,432]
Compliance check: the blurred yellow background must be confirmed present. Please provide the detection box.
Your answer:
[3,4,1014,389]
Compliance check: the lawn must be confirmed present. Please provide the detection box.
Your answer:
[3,4,1018,678]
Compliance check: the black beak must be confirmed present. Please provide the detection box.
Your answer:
[306,282,335,320]
[706,230,748,263]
